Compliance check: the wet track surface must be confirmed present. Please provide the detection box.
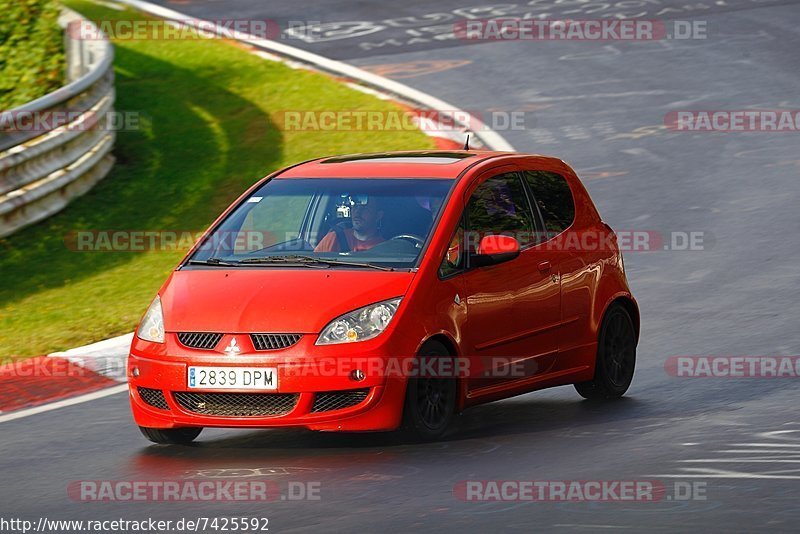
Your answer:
[3,0,800,530]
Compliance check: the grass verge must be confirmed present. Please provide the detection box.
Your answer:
[0,0,433,362]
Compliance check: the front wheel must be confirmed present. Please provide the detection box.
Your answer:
[401,341,457,441]
[139,426,202,445]
[575,303,637,399]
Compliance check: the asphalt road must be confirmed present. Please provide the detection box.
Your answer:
[3,0,800,531]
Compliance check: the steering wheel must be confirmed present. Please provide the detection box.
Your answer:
[389,234,425,249]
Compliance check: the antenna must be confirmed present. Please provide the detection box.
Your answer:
[463,134,470,151]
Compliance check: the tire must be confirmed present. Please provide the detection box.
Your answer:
[139,426,202,445]
[575,303,637,399]
[401,340,458,441]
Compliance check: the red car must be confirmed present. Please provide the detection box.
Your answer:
[129,151,639,444]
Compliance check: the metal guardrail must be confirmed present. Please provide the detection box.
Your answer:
[0,11,115,238]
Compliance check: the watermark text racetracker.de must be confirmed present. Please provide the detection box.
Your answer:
[0,517,270,533]
[276,109,532,132]
[63,229,712,252]
[68,479,319,502]
[666,356,800,378]
[665,110,800,132]
[0,354,526,380]
[0,110,143,133]
[453,480,707,502]
[67,18,321,41]
[454,18,708,41]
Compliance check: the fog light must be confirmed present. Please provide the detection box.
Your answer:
[350,369,365,381]
[131,367,140,378]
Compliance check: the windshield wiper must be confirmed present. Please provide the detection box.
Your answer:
[239,255,395,271]
[187,257,241,267]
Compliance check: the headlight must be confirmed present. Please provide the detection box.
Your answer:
[136,295,165,343]
[316,298,402,345]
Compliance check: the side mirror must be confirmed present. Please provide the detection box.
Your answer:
[471,235,520,267]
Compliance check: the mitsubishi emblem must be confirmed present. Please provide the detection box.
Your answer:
[224,337,241,356]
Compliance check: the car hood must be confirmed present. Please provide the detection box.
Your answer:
[160,268,415,334]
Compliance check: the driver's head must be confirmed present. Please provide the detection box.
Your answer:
[351,196,383,234]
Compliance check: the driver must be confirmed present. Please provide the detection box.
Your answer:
[315,196,386,253]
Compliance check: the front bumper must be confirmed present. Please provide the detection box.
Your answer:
[128,333,414,431]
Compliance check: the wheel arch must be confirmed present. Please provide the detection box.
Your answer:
[602,294,640,343]
[414,332,467,412]
[420,332,460,356]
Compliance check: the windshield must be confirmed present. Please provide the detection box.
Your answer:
[188,178,454,269]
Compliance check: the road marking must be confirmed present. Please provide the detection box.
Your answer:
[361,60,472,79]
[654,469,800,480]
[652,428,800,479]
[682,459,800,463]
[0,384,128,424]
[554,525,631,530]
[733,443,800,447]
[717,450,800,454]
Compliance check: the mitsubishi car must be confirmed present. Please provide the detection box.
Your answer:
[128,151,639,444]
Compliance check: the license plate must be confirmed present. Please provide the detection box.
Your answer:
[187,366,277,390]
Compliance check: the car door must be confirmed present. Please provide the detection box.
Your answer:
[461,168,562,395]
[521,169,587,371]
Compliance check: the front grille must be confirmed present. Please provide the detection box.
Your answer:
[173,392,299,417]
[311,388,370,413]
[177,332,223,350]
[250,333,302,351]
[138,387,169,410]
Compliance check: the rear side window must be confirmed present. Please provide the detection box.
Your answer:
[466,172,536,251]
[524,171,575,235]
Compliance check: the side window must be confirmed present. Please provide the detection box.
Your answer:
[438,221,465,278]
[523,171,575,237]
[466,172,535,252]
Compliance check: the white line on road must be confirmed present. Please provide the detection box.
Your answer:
[716,450,800,454]
[732,443,800,448]
[651,469,800,479]
[554,526,631,530]
[681,459,800,463]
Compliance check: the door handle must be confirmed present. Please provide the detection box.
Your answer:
[537,261,552,272]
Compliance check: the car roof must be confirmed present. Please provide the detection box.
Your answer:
[277,150,526,179]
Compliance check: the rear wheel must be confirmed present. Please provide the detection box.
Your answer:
[575,303,636,399]
[402,341,457,441]
[139,426,202,445]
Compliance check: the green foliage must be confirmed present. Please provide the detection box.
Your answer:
[0,0,65,109]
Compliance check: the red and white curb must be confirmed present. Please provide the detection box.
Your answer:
[48,332,132,382]
[0,334,131,422]
[0,0,514,422]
